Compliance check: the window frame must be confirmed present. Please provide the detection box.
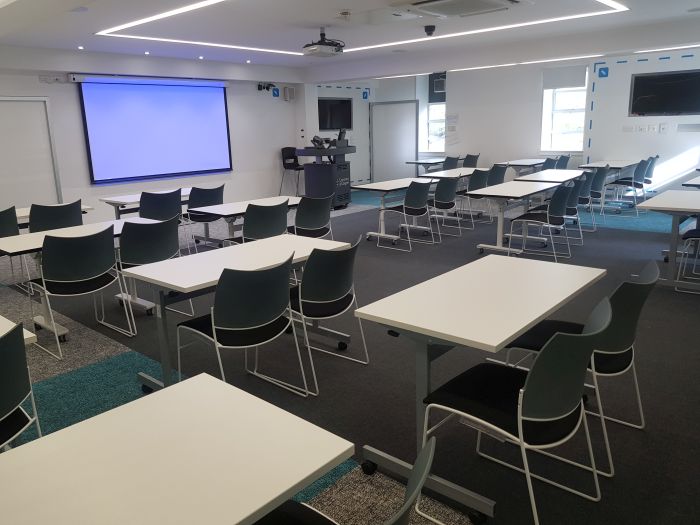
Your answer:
[540,86,587,153]
[427,101,447,154]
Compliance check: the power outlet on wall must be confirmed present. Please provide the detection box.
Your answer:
[647,124,658,133]
[635,125,647,133]
[659,123,669,134]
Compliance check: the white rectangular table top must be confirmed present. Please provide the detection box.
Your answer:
[189,196,301,218]
[15,204,93,223]
[495,158,546,167]
[637,190,700,214]
[356,255,606,352]
[0,218,156,256]
[579,160,638,170]
[516,169,584,183]
[406,158,445,165]
[0,373,354,525]
[682,175,700,188]
[124,234,349,294]
[417,168,477,179]
[351,177,436,193]
[467,180,559,199]
[0,315,36,345]
[99,187,192,207]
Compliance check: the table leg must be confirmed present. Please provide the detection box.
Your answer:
[366,194,401,243]
[476,199,523,255]
[415,343,431,451]
[114,206,121,220]
[137,289,172,391]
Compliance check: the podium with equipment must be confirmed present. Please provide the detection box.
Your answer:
[296,131,356,209]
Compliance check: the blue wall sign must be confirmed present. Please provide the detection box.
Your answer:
[598,67,609,78]
[272,87,280,97]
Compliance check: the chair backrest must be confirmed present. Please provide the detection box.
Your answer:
[281,147,300,169]
[299,237,360,305]
[644,155,658,182]
[487,164,507,186]
[566,177,585,211]
[555,155,570,169]
[385,437,436,525]
[541,158,557,170]
[463,154,480,168]
[434,177,459,204]
[467,169,490,192]
[42,226,116,283]
[0,324,31,421]
[521,298,612,422]
[139,189,182,221]
[0,206,19,238]
[404,181,431,211]
[213,254,293,331]
[442,156,459,170]
[590,166,610,194]
[243,200,289,241]
[119,216,180,266]
[29,200,83,233]
[295,196,333,231]
[578,171,596,201]
[591,260,659,356]
[188,185,225,210]
[632,159,649,184]
[547,182,573,219]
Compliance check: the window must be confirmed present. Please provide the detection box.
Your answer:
[428,102,446,153]
[540,87,586,152]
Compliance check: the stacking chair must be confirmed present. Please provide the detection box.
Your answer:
[463,153,480,168]
[576,170,598,232]
[540,158,557,171]
[0,324,42,451]
[456,168,490,229]
[28,226,135,359]
[231,200,289,243]
[555,154,570,169]
[677,227,700,292]
[177,255,313,397]
[428,177,461,240]
[0,206,28,285]
[441,156,459,170]
[182,185,225,252]
[290,238,367,395]
[381,181,434,251]
[616,156,658,206]
[421,300,611,525]
[255,437,436,525]
[28,200,83,232]
[289,195,334,239]
[279,147,304,196]
[604,159,648,217]
[588,165,610,223]
[563,176,586,245]
[487,164,507,186]
[139,189,182,221]
[508,183,573,262]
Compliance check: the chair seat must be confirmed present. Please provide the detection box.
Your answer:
[32,272,116,296]
[456,189,484,198]
[0,407,32,447]
[608,179,644,189]
[424,363,581,446]
[578,196,591,205]
[427,199,456,210]
[385,204,427,216]
[510,212,565,227]
[507,320,584,351]
[183,211,220,224]
[528,204,547,212]
[178,313,289,347]
[290,286,353,318]
[288,226,331,238]
[682,229,700,240]
[255,500,335,525]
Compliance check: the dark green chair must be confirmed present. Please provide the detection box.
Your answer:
[588,165,610,224]
[428,177,461,239]
[555,154,570,169]
[540,158,557,170]
[382,181,434,251]
[177,254,312,397]
[139,189,182,221]
[226,200,289,244]
[183,185,225,252]
[0,206,26,285]
[290,196,333,239]
[604,159,648,216]
[577,170,598,232]
[441,156,459,170]
[456,168,490,229]
[487,164,507,186]
[0,323,42,451]
[29,200,83,233]
[255,437,436,525]
[422,299,611,525]
[29,226,135,359]
[463,153,480,168]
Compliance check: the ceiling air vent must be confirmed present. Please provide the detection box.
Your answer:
[392,0,523,18]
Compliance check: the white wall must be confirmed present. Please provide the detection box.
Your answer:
[585,51,700,187]
[373,77,416,102]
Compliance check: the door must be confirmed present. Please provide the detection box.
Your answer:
[370,101,418,182]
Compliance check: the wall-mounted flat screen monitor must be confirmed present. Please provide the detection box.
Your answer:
[318,98,352,130]
[630,69,700,116]
[79,80,232,184]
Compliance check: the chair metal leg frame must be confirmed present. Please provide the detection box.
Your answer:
[27,283,65,360]
[398,210,436,246]
[564,216,584,246]
[603,185,639,218]
[586,356,645,430]
[377,209,415,252]
[455,196,476,230]
[93,277,137,337]
[0,390,43,451]
[579,202,598,233]
[508,221,570,262]
[676,238,700,293]
[430,205,462,239]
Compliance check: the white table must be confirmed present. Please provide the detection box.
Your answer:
[0,315,36,345]
[638,190,700,290]
[516,169,584,183]
[123,234,349,392]
[682,175,700,189]
[406,157,446,174]
[0,373,354,525]
[355,255,606,519]
[100,188,192,219]
[466,181,560,254]
[351,178,436,245]
[417,167,477,180]
[15,204,94,228]
[579,160,638,170]
[495,158,547,177]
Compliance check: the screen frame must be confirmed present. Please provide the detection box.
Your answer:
[629,69,700,117]
[79,81,233,185]
[318,97,353,131]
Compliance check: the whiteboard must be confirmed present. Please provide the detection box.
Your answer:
[0,98,61,209]
[370,101,418,182]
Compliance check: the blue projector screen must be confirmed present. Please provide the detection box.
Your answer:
[80,81,232,183]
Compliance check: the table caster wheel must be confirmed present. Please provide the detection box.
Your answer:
[34,323,42,331]
[118,299,124,307]
[664,256,669,263]
[58,334,68,343]
[582,394,589,404]
[141,384,154,394]
[392,239,398,245]
[366,235,372,241]
[361,460,377,475]
[467,511,489,524]
[615,209,622,215]
[146,308,155,316]
[285,326,293,334]
[195,239,201,244]
[337,341,348,351]
[479,248,484,254]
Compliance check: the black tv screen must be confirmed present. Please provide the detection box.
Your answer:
[630,70,700,116]
[318,98,352,130]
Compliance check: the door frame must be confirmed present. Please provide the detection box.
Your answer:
[369,100,419,183]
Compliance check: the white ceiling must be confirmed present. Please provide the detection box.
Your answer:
[0,0,699,74]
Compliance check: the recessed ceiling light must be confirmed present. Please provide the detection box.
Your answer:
[198,55,204,60]
[77,46,84,50]
[97,0,226,35]
[634,43,700,54]
[246,59,251,64]
[144,51,150,55]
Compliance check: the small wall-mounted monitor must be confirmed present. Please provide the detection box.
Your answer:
[318,98,352,130]
[630,69,700,116]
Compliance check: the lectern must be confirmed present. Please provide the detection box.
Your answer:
[296,143,356,208]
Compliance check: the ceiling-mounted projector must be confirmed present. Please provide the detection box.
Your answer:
[303,28,345,57]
